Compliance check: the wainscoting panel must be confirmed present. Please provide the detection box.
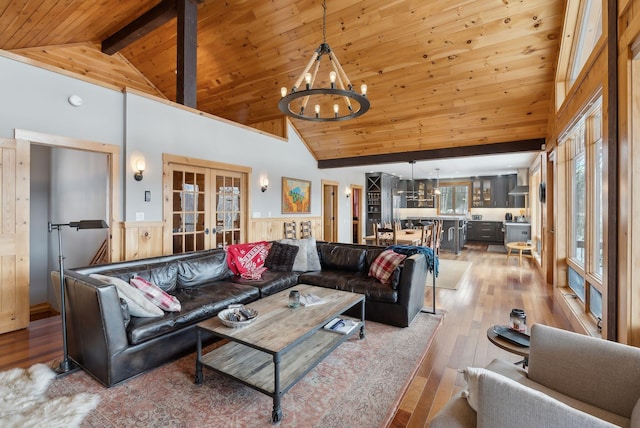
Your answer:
[121,221,164,260]
[249,217,322,242]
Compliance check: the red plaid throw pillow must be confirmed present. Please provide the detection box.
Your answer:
[368,249,407,285]
[130,276,181,312]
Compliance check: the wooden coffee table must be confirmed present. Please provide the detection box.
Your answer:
[195,284,365,423]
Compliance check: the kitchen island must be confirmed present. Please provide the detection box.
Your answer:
[402,215,467,254]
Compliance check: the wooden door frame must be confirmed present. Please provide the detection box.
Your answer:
[162,153,251,254]
[14,129,121,261]
[321,179,339,242]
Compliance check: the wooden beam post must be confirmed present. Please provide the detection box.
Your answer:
[101,0,177,55]
[176,0,198,108]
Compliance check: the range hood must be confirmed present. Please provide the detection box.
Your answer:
[508,168,529,195]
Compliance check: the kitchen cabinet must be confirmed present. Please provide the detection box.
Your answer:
[471,178,492,208]
[467,221,503,243]
[400,179,435,208]
[492,176,509,207]
[472,174,525,208]
[366,172,399,235]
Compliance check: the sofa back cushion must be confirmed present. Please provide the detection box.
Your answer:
[528,324,640,418]
[98,262,179,293]
[177,251,232,288]
[319,245,366,272]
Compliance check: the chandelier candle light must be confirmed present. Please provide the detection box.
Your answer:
[278,0,369,122]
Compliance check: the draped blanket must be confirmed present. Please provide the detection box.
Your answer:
[386,245,439,276]
[226,241,271,279]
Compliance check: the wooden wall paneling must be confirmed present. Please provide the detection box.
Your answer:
[248,118,288,140]
[618,0,640,345]
[249,217,322,242]
[121,221,164,260]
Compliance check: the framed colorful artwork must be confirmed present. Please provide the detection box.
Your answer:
[281,177,311,213]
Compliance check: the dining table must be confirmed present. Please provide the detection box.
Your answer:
[364,229,423,246]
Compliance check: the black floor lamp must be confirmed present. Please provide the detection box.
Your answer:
[48,219,109,376]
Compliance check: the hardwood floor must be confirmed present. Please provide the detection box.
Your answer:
[0,242,570,427]
[389,242,571,427]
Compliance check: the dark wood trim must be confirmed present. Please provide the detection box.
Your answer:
[317,139,545,169]
[606,0,618,341]
[101,0,177,55]
[176,0,198,108]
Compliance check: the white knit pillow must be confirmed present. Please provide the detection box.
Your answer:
[91,274,163,318]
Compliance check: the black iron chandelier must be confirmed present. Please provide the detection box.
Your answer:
[278,0,369,122]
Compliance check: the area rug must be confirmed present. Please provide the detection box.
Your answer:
[426,259,472,289]
[0,363,99,428]
[487,244,507,254]
[48,313,442,427]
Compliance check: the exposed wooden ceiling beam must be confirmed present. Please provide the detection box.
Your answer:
[317,139,546,169]
[101,0,177,55]
[177,0,198,108]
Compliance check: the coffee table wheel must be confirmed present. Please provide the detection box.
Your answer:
[359,326,365,339]
[194,365,203,385]
[272,408,282,423]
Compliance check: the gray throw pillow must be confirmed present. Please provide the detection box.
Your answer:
[278,238,308,271]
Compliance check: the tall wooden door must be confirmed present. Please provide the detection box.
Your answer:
[323,182,338,242]
[165,159,247,254]
[0,138,30,334]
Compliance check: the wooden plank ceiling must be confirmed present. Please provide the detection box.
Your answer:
[0,0,564,167]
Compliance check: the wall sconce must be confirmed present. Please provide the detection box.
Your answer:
[134,158,145,181]
[261,178,269,192]
[345,187,352,198]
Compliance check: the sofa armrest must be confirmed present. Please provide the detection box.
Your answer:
[396,254,427,310]
[476,369,617,428]
[54,270,129,379]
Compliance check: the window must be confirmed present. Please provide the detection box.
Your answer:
[555,0,603,107]
[570,132,586,265]
[438,184,469,215]
[559,96,603,322]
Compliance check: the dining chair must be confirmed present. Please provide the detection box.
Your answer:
[284,221,297,239]
[373,223,397,246]
[430,220,443,255]
[300,220,312,238]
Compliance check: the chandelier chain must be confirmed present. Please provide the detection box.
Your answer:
[322,0,327,44]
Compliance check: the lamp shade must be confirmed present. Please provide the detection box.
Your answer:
[69,220,109,230]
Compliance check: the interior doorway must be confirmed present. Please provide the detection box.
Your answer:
[13,129,119,332]
[350,184,363,244]
[322,180,338,242]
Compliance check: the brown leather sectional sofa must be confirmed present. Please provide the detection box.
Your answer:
[59,241,428,387]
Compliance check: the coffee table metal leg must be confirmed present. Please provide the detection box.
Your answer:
[359,300,366,339]
[272,354,282,422]
[195,329,203,385]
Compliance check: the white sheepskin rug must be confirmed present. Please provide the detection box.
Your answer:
[0,363,99,428]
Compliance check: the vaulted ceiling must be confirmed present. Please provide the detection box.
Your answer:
[1,0,564,167]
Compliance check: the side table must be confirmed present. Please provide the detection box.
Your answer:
[486,326,530,368]
[505,241,534,266]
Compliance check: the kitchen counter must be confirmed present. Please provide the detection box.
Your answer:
[402,216,467,254]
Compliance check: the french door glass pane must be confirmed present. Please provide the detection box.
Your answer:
[172,169,207,253]
[214,173,242,247]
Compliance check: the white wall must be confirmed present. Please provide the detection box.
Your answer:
[1,54,366,309]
